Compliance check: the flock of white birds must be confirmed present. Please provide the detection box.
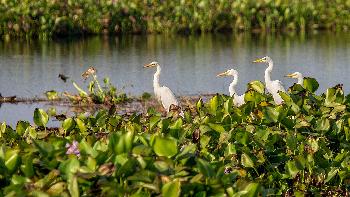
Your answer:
[144,56,304,113]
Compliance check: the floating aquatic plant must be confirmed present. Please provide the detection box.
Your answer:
[0,77,350,196]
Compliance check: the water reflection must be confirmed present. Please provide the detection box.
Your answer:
[0,32,349,124]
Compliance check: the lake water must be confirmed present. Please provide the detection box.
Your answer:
[1,32,350,125]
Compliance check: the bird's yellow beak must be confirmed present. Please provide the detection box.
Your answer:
[217,71,228,77]
[253,58,264,63]
[144,63,156,68]
[285,73,297,78]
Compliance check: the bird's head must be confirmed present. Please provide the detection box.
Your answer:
[253,56,271,63]
[217,69,237,77]
[144,61,159,68]
[285,72,302,79]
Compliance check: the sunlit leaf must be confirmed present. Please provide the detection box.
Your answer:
[241,153,254,168]
[62,118,76,132]
[248,80,265,94]
[162,180,181,197]
[45,90,59,100]
[33,108,49,127]
[153,136,177,157]
[303,77,319,93]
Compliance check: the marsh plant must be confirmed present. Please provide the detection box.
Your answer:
[1,78,350,196]
[0,0,349,38]
[66,66,127,104]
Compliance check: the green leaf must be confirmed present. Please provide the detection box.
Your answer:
[196,98,203,112]
[16,121,30,136]
[68,175,79,197]
[209,95,218,115]
[20,155,34,177]
[325,167,339,183]
[33,108,49,127]
[279,91,292,103]
[150,116,161,130]
[303,77,319,93]
[208,123,225,133]
[110,131,135,155]
[315,118,330,131]
[241,153,254,168]
[224,98,233,114]
[75,118,87,133]
[79,140,98,158]
[45,90,59,100]
[62,118,76,132]
[244,90,264,104]
[262,107,279,123]
[242,183,261,197]
[196,158,214,177]
[286,161,299,178]
[5,149,21,174]
[162,180,181,197]
[248,80,265,94]
[25,126,37,139]
[153,136,178,157]
[1,122,6,138]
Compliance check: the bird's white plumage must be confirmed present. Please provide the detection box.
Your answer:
[157,86,179,112]
[266,79,285,105]
[218,68,245,106]
[254,56,286,105]
[145,62,180,112]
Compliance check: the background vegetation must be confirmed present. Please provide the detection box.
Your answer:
[0,0,349,38]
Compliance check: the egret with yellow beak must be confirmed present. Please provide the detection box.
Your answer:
[217,68,245,106]
[285,72,303,86]
[253,56,286,104]
[144,61,181,113]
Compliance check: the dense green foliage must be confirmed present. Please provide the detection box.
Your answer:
[1,0,349,38]
[1,78,350,196]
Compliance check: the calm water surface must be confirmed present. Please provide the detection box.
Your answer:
[1,33,350,125]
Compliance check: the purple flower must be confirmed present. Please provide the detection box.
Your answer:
[66,140,80,157]
[224,166,232,174]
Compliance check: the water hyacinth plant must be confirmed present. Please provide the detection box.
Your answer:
[0,77,350,196]
[0,0,349,38]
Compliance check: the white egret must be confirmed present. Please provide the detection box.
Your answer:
[253,56,286,105]
[285,72,303,85]
[144,61,181,113]
[217,69,245,106]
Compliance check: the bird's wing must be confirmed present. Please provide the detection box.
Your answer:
[235,94,245,106]
[273,80,286,92]
[237,94,245,106]
[269,80,285,104]
[159,86,179,111]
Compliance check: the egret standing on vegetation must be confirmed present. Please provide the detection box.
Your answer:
[217,69,245,106]
[285,72,303,85]
[253,56,286,104]
[144,61,180,113]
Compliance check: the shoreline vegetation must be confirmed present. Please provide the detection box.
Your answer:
[1,0,349,38]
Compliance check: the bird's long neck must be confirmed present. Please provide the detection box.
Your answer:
[297,75,303,85]
[153,65,161,91]
[229,74,238,97]
[265,60,273,84]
